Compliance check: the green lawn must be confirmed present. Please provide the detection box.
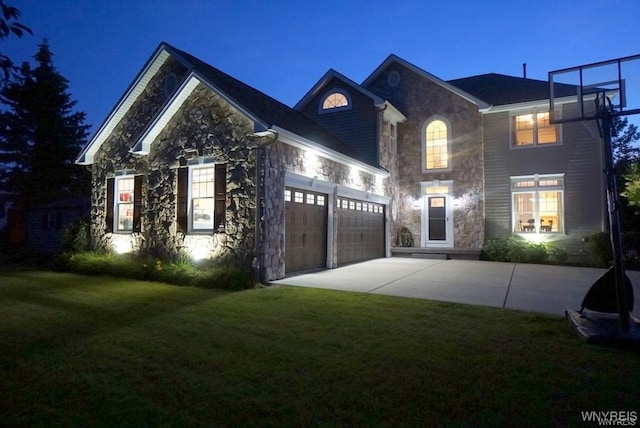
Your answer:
[1,271,638,427]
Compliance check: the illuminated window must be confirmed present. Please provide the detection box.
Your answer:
[177,164,225,234]
[512,175,564,233]
[191,167,215,231]
[188,164,226,232]
[320,89,351,112]
[512,112,559,147]
[424,119,450,171]
[284,189,291,202]
[115,176,134,232]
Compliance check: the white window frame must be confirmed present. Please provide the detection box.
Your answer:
[188,164,216,233]
[319,88,352,114]
[511,174,565,234]
[510,110,562,148]
[422,116,452,173]
[382,120,398,155]
[115,175,135,232]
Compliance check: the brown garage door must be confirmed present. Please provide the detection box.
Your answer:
[337,197,385,266]
[285,188,328,273]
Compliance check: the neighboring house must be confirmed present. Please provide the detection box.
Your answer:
[26,197,90,253]
[0,191,17,230]
[76,42,605,281]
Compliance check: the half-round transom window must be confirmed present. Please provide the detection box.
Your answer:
[322,92,349,110]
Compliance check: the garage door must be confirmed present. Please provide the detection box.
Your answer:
[337,197,385,265]
[285,188,328,273]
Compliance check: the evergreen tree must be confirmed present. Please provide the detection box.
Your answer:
[0,40,90,208]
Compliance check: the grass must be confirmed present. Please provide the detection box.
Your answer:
[1,271,639,427]
[58,251,257,290]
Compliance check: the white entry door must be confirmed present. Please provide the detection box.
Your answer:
[421,181,453,247]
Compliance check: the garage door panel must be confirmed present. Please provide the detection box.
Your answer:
[337,197,385,266]
[285,188,327,273]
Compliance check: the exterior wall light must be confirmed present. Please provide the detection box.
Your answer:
[412,193,422,210]
[189,244,209,262]
[112,235,133,254]
[522,232,547,244]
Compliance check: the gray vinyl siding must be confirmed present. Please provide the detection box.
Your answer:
[483,105,606,257]
[483,112,512,238]
[298,78,379,166]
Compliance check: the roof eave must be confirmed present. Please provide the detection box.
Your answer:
[272,125,389,178]
[376,100,407,122]
[130,71,270,157]
[75,43,173,165]
[483,96,581,114]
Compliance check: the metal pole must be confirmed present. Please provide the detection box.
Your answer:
[602,111,630,332]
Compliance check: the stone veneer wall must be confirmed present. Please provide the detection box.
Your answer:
[366,63,485,248]
[92,76,257,264]
[260,144,286,280]
[91,57,188,253]
[259,141,383,280]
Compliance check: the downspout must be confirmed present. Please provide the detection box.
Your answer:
[375,103,390,255]
[249,129,278,282]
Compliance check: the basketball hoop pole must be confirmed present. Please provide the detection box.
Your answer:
[600,105,630,333]
[553,54,640,344]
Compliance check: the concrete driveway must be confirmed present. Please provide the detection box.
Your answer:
[271,258,640,317]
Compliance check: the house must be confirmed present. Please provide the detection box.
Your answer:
[76,42,606,281]
[26,197,90,253]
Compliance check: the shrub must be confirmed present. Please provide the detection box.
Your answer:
[59,252,256,290]
[589,231,640,269]
[398,227,414,247]
[480,236,515,262]
[481,236,568,265]
[589,232,612,267]
[60,219,91,253]
[547,246,569,265]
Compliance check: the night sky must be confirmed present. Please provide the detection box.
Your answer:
[3,0,640,133]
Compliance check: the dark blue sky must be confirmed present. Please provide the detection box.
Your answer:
[4,0,640,132]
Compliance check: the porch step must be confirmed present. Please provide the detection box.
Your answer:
[412,253,448,260]
[391,247,481,261]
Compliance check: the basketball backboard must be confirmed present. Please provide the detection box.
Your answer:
[549,54,640,124]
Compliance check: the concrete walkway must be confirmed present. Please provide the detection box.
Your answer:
[271,258,640,317]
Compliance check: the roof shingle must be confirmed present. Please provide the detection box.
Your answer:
[169,45,365,163]
[447,73,576,106]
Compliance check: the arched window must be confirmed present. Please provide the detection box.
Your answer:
[320,89,351,112]
[424,119,450,170]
